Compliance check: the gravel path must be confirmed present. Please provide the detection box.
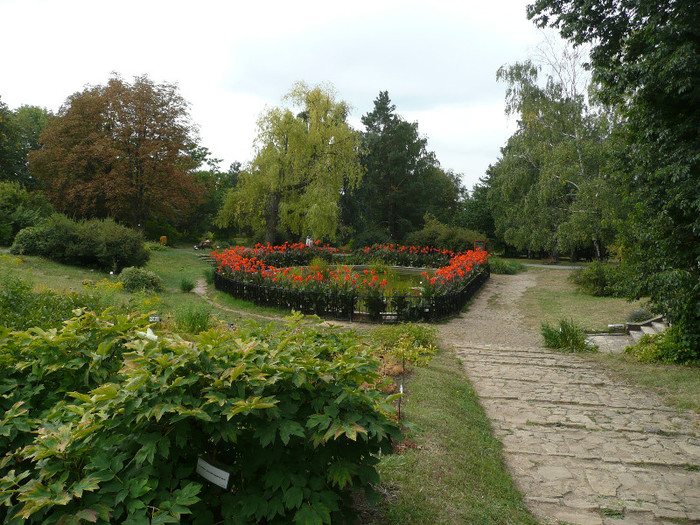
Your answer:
[438,273,700,525]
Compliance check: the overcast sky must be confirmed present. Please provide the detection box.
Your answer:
[1,0,546,190]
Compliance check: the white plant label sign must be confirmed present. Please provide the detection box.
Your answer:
[197,458,230,489]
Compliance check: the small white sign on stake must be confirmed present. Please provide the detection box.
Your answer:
[197,458,230,489]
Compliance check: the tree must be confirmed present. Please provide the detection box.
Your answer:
[487,60,613,260]
[528,0,700,355]
[10,105,50,188]
[0,97,20,182]
[342,91,463,244]
[217,82,363,244]
[29,74,205,229]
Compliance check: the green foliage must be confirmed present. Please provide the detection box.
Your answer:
[626,309,654,323]
[488,257,525,275]
[487,59,616,261]
[203,267,215,285]
[568,262,617,296]
[119,267,163,293]
[341,91,465,244]
[145,241,168,252]
[0,181,52,246]
[528,0,700,376]
[0,272,108,331]
[10,214,149,272]
[625,326,698,364]
[541,318,597,353]
[174,305,211,334]
[404,214,485,254]
[217,82,363,244]
[0,310,400,523]
[0,101,49,188]
[370,323,439,367]
[179,277,195,293]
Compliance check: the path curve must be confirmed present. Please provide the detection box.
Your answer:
[438,272,700,525]
[192,278,354,329]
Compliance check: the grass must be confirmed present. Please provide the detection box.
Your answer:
[590,353,700,413]
[368,347,539,525]
[519,268,644,332]
[518,267,699,414]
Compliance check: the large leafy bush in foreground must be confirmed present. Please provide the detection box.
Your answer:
[0,311,400,524]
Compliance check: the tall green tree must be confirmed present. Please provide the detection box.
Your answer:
[10,105,50,189]
[30,74,205,229]
[0,97,20,182]
[342,91,463,245]
[217,82,363,244]
[528,0,700,355]
[487,61,613,260]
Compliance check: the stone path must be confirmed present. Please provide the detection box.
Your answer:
[438,272,700,525]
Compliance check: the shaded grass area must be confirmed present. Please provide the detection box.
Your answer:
[370,347,539,525]
[519,268,644,332]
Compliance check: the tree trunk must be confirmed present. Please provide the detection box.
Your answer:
[265,192,281,245]
[592,236,602,261]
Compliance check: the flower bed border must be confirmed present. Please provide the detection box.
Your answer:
[213,262,490,323]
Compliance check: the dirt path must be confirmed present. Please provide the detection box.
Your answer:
[439,273,700,525]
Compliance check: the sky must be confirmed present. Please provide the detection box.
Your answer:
[0,0,546,191]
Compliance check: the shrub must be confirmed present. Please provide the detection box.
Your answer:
[489,257,525,275]
[626,308,654,323]
[10,214,149,272]
[174,304,212,334]
[145,240,168,252]
[0,311,400,524]
[370,323,438,367]
[180,277,196,293]
[0,181,53,246]
[541,318,597,353]
[203,267,216,285]
[404,214,486,253]
[569,261,617,296]
[625,326,698,364]
[119,266,163,292]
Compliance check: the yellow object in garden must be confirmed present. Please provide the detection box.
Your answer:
[160,236,167,245]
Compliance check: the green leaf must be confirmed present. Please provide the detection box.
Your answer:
[74,509,99,522]
[279,420,305,445]
[293,503,323,525]
[284,486,304,510]
[69,477,100,498]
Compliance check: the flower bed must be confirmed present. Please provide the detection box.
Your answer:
[211,243,490,322]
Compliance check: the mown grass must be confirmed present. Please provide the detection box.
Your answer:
[369,347,539,525]
[519,268,644,332]
[519,267,699,414]
[591,353,700,413]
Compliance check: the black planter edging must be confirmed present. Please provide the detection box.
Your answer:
[213,264,490,323]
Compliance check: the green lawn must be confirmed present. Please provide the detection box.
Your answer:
[518,267,645,332]
[369,347,539,524]
[518,267,699,414]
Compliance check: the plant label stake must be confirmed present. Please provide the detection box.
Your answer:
[197,458,230,489]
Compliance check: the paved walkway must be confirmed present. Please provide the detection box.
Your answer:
[438,273,700,525]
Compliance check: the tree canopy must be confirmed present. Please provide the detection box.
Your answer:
[486,60,614,260]
[216,82,363,244]
[340,91,464,245]
[528,0,700,355]
[29,74,205,229]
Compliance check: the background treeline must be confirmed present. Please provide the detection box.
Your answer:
[1,0,698,359]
